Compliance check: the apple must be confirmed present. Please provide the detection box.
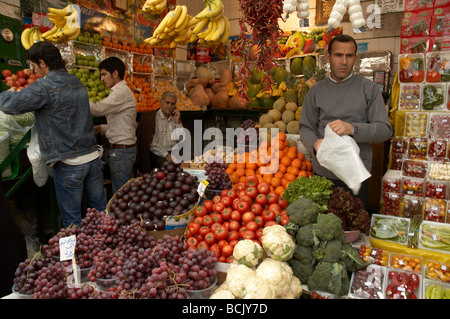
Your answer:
[27,78,35,84]
[29,74,38,80]
[11,74,17,80]
[17,77,27,86]
[16,70,25,79]
[23,68,31,76]
[1,69,12,78]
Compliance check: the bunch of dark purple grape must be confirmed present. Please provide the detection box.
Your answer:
[205,160,232,191]
[236,119,259,153]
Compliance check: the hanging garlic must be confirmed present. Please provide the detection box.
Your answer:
[283,0,297,18]
[347,0,366,30]
[296,0,310,19]
[328,0,348,29]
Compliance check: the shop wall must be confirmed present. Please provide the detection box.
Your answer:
[0,0,21,19]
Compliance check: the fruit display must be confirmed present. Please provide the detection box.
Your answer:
[389,253,422,273]
[380,192,401,216]
[399,84,421,111]
[385,269,421,299]
[107,161,200,230]
[424,180,447,199]
[187,147,234,169]
[2,68,40,90]
[424,281,450,299]
[391,136,409,154]
[428,139,447,158]
[370,214,410,244]
[401,178,424,196]
[236,119,259,151]
[428,113,450,140]
[152,79,202,111]
[76,31,102,45]
[68,68,109,102]
[142,0,167,15]
[358,245,388,266]
[428,161,450,180]
[20,27,44,50]
[204,160,233,193]
[420,221,450,252]
[425,260,450,282]
[348,264,385,299]
[408,137,427,157]
[423,197,447,222]
[426,51,450,82]
[402,159,428,178]
[41,4,81,44]
[422,83,445,111]
[404,112,428,138]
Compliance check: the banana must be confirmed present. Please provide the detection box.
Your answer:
[175,5,188,29]
[192,17,209,34]
[206,0,224,19]
[189,33,198,43]
[65,27,80,40]
[153,11,172,36]
[166,5,182,29]
[204,21,217,42]
[65,7,80,29]
[210,8,224,22]
[175,15,189,32]
[197,20,214,40]
[31,27,41,45]
[48,4,72,16]
[174,27,193,44]
[221,16,230,44]
[152,1,167,13]
[210,17,225,42]
[187,15,200,29]
[143,0,164,10]
[20,27,33,50]
[194,2,214,20]
[42,25,58,39]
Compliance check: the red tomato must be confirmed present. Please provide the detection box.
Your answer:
[232,197,240,210]
[242,211,256,223]
[250,203,263,216]
[197,241,209,250]
[203,200,214,213]
[257,181,270,194]
[193,216,203,225]
[279,213,290,226]
[237,201,250,213]
[246,175,259,187]
[241,230,255,240]
[231,210,242,221]
[239,194,253,206]
[222,221,230,231]
[245,187,258,199]
[214,225,228,241]
[218,256,227,263]
[199,226,211,237]
[255,194,268,206]
[227,230,239,241]
[239,226,247,238]
[186,236,198,247]
[213,202,225,213]
[225,190,237,199]
[235,182,246,192]
[202,215,214,226]
[212,195,221,203]
[221,207,232,220]
[262,209,276,222]
[264,221,278,227]
[221,189,229,197]
[229,220,240,231]
[246,221,258,232]
[255,228,263,239]
[209,243,221,258]
[188,222,200,235]
[195,206,207,217]
[278,198,288,209]
[268,203,282,216]
[211,212,223,224]
[217,239,228,250]
[221,244,234,257]
[204,232,216,245]
[228,239,239,247]
[220,195,232,207]
[255,216,264,228]
[210,222,221,233]
[267,191,279,204]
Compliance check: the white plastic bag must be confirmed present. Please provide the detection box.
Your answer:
[27,126,51,187]
[0,131,12,178]
[316,124,371,195]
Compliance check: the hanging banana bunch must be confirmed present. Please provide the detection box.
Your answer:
[20,27,44,50]
[142,0,167,15]
[42,4,81,43]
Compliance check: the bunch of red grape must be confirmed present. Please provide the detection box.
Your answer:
[12,254,52,296]
[236,119,259,152]
[205,161,232,192]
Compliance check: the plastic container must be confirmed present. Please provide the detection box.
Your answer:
[80,266,93,283]
[389,152,407,170]
[428,161,450,180]
[398,53,425,83]
[380,192,401,216]
[421,83,446,111]
[423,197,447,222]
[428,112,450,140]
[186,276,217,299]
[11,283,33,299]
[428,139,448,158]
[423,278,450,299]
[95,277,119,291]
[399,83,422,111]
[408,137,428,157]
[424,179,448,199]
[381,171,402,194]
[401,158,428,178]
[384,268,422,299]
[391,136,409,154]
[404,112,428,138]
[348,264,386,299]
[388,252,423,273]
[424,259,450,282]
[419,221,450,252]
[398,195,424,218]
[370,214,410,245]
[401,177,425,196]
[426,51,450,83]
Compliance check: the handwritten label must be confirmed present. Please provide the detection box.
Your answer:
[59,235,76,261]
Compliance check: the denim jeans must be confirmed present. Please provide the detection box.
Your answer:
[53,157,107,228]
[108,146,136,194]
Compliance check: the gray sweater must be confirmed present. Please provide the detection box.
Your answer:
[299,74,392,180]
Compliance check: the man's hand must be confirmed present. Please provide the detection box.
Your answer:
[8,86,17,92]
[172,108,181,124]
[328,119,354,136]
[165,153,174,163]
[314,139,323,153]
[94,125,102,135]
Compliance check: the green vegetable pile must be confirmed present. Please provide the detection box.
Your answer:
[283,175,334,212]
[285,197,369,297]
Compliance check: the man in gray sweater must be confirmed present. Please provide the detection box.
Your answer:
[299,34,392,210]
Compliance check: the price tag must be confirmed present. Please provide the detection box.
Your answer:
[197,179,209,196]
[59,235,76,261]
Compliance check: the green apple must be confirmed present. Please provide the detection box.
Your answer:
[75,72,82,79]
[89,38,95,44]
[97,84,105,92]
[84,31,90,38]
[93,34,100,40]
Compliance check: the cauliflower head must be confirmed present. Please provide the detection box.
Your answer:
[279,275,302,299]
[242,276,276,299]
[261,225,295,261]
[256,258,293,297]
[232,239,263,268]
[210,289,236,299]
[225,264,256,298]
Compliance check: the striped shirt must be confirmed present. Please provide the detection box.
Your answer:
[89,80,137,145]
[150,109,183,158]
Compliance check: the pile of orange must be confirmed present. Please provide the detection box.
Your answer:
[125,74,160,112]
[133,61,152,73]
[225,132,313,197]
[101,37,153,54]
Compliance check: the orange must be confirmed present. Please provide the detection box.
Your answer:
[281,178,289,187]
[278,163,287,174]
[304,159,312,171]
[285,173,296,182]
[297,152,305,161]
[274,171,284,179]
[278,132,286,141]
[228,163,236,171]
[270,177,281,188]
[287,151,297,160]
[280,156,291,167]
[289,146,298,154]
[246,162,257,170]
[291,158,302,168]
[275,186,285,196]
[288,167,299,175]
[225,167,234,175]
[298,170,308,178]
[245,169,256,177]
[236,163,246,170]
[236,168,245,177]
[263,174,273,184]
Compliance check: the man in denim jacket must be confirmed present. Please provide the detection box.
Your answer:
[0,41,107,228]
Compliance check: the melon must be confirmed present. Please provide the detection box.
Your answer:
[285,102,297,112]
[282,110,295,123]
[268,109,282,122]
[259,114,273,126]
[287,138,297,147]
[273,98,286,112]
[259,93,275,109]
[274,68,288,85]
[248,97,260,108]
[262,123,276,129]
[251,67,265,84]
[286,120,299,134]
[303,56,316,73]
[274,120,286,132]
[290,57,303,75]
[247,84,261,98]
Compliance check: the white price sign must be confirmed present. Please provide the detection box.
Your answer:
[59,235,76,261]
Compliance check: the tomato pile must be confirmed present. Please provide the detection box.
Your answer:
[185,176,289,263]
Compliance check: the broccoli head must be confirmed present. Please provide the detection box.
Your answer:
[315,213,344,242]
[306,261,350,297]
[312,239,342,263]
[295,223,319,247]
[340,243,370,272]
[293,245,315,265]
[286,197,320,227]
[289,259,315,284]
